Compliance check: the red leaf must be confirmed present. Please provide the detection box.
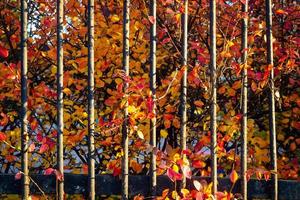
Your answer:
[15,172,22,180]
[148,16,156,24]
[28,143,35,153]
[167,168,182,182]
[181,165,192,179]
[182,149,192,156]
[39,143,49,154]
[82,164,88,174]
[113,167,121,176]
[0,46,9,58]
[54,170,64,181]
[44,168,55,175]
[192,160,206,169]
[216,192,227,199]
[263,171,270,181]
[161,37,171,45]
[0,132,6,141]
[146,96,154,113]
[195,192,203,200]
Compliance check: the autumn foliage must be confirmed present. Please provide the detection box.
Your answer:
[0,0,299,198]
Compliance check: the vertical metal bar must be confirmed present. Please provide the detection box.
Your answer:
[57,0,64,199]
[149,0,157,196]
[122,0,130,199]
[180,0,188,189]
[21,0,29,199]
[241,0,248,199]
[88,0,95,199]
[265,0,278,199]
[209,0,217,196]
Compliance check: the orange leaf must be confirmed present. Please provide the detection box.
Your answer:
[194,100,204,107]
[130,160,143,174]
[275,9,288,15]
[173,118,180,129]
[218,86,226,94]
[230,169,239,183]
[251,82,257,92]
[6,155,16,162]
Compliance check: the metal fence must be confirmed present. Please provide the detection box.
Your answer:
[0,0,291,199]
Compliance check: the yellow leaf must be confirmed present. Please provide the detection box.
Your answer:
[63,88,72,95]
[115,78,123,85]
[111,15,120,22]
[128,105,137,114]
[82,112,88,118]
[51,65,57,74]
[227,40,235,47]
[172,164,179,173]
[171,191,178,200]
[160,129,168,138]
[137,130,144,140]
[181,188,190,197]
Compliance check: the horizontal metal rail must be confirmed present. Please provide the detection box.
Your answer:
[0,174,299,199]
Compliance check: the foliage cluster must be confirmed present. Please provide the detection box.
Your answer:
[0,0,299,198]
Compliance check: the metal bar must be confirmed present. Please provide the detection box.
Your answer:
[21,0,29,199]
[265,0,278,199]
[180,0,188,189]
[122,0,130,199]
[56,0,64,199]
[149,0,157,196]
[241,0,248,199]
[87,0,95,199]
[209,0,217,196]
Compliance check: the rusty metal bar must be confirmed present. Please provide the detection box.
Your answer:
[241,0,248,199]
[21,0,29,199]
[56,0,64,199]
[149,0,157,196]
[265,0,278,199]
[209,0,217,196]
[87,0,95,199]
[180,0,188,189]
[122,0,130,199]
